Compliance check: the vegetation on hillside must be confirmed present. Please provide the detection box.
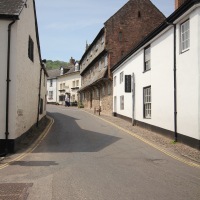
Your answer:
[46,60,69,70]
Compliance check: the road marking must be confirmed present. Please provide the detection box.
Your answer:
[83,110,200,169]
[0,116,54,170]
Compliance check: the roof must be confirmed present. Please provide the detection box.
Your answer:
[79,28,104,65]
[47,69,60,79]
[0,0,26,18]
[112,0,200,72]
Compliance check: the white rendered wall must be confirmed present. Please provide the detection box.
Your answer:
[47,78,57,103]
[57,72,81,104]
[0,20,17,140]
[176,8,200,140]
[113,7,200,140]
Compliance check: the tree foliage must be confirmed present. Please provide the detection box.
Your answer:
[46,60,69,70]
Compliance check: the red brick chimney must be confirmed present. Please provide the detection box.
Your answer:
[175,0,187,9]
[69,57,75,65]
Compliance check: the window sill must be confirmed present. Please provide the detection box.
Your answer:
[180,48,189,54]
[143,69,151,73]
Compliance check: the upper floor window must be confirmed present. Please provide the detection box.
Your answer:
[119,32,123,42]
[120,71,124,84]
[114,76,117,87]
[76,80,79,87]
[181,19,190,52]
[73,81,75,88]
[144,45,151,71]
[104,55,108,67]
[50,79,53,87]
[107,83,111,95]
[28,36,34,62]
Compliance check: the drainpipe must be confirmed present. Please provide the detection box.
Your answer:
[167,21,177,142]
[2,20,16,156]
[37,67,42,127]
[173,24,178,142]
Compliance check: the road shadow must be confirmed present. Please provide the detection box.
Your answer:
[34,112,121,153]
[10,161,58,167]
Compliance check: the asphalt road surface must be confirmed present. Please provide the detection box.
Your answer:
[0,105,199,200]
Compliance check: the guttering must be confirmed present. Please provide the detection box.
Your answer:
[3,19,16,156]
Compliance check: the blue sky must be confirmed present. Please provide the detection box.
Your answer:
[35,0,175,62]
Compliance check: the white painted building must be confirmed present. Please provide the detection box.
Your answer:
[112,0,200,149]
[57,64,81,105]
[47,69,60,104]
[0,0,48,155]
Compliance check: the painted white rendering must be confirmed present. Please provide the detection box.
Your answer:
[0,0,47,153]
[113,2,200,147]
[57,68,81,105]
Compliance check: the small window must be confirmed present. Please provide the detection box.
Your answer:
[144,86,151,119]
[114,76,117,87]
[99,61,101,71]
[181,20,190,52]
[120,95,124,110]
[119,32,123,42]
[76,80,79,87]
[50,79,53,87]
[144,45,151,71]
[73,81,75,87]
[49,91,53,99]
[104,55,108,67]
[28,36,34,62]
[120,71,124,84]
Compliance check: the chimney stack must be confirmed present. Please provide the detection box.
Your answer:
[175,0,187,10]
[69,57,75,65]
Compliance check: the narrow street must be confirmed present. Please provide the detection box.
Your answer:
[0,105,199,200]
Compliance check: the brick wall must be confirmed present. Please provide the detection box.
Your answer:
[105,0,166,69]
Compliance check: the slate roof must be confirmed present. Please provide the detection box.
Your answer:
[0,0,26,16]
[47,69,60,79]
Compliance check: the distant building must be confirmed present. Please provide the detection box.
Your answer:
[0,0,48,154]
[79,0,165,114]
[57,61,81,105]
[47,69,60,103]
[112,0,200,149]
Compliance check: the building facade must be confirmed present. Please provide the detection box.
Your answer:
[47,69,60,104]
[0,0,47,154]
[112,0,200,149]
[57,64,81,105]
[79,0,165,114]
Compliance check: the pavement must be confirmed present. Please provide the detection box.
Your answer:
[82,107,200,165]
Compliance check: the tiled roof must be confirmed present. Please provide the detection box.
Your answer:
[0,0,26,16]
[47,69,60,79]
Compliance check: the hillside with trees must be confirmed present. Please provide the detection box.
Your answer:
[46,60,69,70]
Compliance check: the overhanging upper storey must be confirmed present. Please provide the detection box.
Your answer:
[80,28,105,75]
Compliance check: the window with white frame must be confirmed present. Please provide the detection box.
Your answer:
[104,55,108,67]
[144,45,151,71]
[76,80,79,87]
[120,95,124,110]
[144,86,151,119]
[114,76,116,87]
[49,91,53,99]
[73,81,75,88]
[181,19,190,52]
[120,71,124,84]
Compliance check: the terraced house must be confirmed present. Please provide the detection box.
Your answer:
[78,0,165,114]
[0,0,47,155]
